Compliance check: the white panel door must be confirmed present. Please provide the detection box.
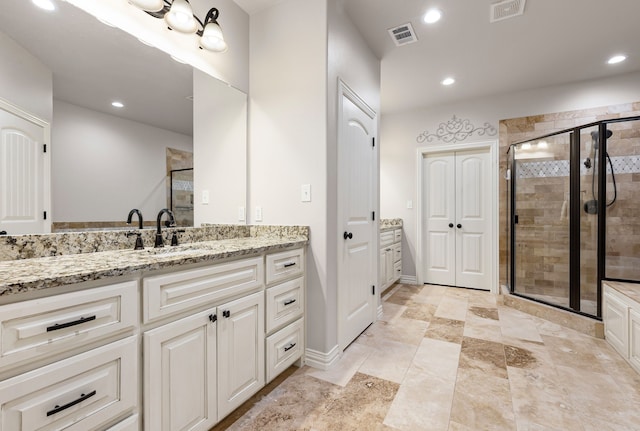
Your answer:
[338,84,376,350]
[422,148,491,290]
[455,149,491,289]
[423,153,456,286]
[0,107,48,234]
[144,309,218,431]
[217,291,264,419]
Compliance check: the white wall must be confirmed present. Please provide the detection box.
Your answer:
[193,69,247,225]
[380,71,640,278]
[52,100,192,223]
[0,30,52,122]
[249,0,329,353]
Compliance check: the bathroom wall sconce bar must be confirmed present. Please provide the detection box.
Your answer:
[128,0,228,52]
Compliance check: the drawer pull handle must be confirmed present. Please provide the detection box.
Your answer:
[47,390,97,417]
[283,262,296,268]
[46,315,97,332]
[386,248,392,252]
[284,299,296,306]
[284,343,296,352]
[223,310,231,318]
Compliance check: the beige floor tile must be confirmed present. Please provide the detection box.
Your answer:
[402,300,437,321]
[507,366,583,431]
[498,306,544,343]
[541,335,607,374]
[450,368,516,431]
[306,342,373,386]
[458,336,508,379]
[384,339,460,431]
[357,337,418,383]
[356,316,428,347]
[425,317,465,344]
[435,295,469,321]
[379,301,407,323]
[463,309,503,344]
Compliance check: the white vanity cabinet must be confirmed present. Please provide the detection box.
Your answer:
[603,283,640,374]
[142,260,266,431]
[0,280,139,431]
[379,228,402,291]
[264,248,305,383]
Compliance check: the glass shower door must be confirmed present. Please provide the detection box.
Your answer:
[512,132,571,309]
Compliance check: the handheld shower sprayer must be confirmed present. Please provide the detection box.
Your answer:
[584,128,616,214]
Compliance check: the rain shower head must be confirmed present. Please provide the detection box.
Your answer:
[591,129,614,148]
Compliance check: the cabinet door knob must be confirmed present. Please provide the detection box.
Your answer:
[449,223,454,228]
[457,224,462,229]
[222,310,231,318]
[209,314,217,323]
[343,231,353,240]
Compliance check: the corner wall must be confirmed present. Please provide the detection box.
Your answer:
[380,71,640,283]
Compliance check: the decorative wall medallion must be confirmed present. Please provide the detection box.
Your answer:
[416,115,497,143]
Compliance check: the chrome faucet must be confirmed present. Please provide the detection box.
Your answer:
[155,208,175,248]
[126,209,144,250]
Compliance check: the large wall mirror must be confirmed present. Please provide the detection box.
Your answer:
[0,0,247,234]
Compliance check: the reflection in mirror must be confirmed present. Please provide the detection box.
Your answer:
[0,0,247,234]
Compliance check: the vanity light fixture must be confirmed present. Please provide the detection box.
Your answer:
[441,77,455,86]
[423,8,442,24]
[128,0,227,52]
[32,0,56,11]
[607,54,627,65]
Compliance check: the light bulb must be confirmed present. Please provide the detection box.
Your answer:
[128,0,164,13]
[165,0,197,33]
[32,0,56,11]
[200,21,227,52]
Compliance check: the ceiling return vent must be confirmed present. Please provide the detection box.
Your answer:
[490,0,526,23]
[388,22,418,47]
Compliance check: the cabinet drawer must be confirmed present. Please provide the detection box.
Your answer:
[265,248,304,285]
[266,277,304,333]
[393,260,402,280]
[266,318,303,383]
[393,243,402,263]
[143,256,264,323]
[380,231,394,247]
[394,229,402,243]
[0,281,137,371]
[106,414,138,431]
[0,336,137,431]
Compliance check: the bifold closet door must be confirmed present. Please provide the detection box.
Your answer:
[423,149,491,290]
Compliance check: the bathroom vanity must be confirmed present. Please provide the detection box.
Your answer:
[602,281,640,375]
[379,219,403,292]
[0,226,307,430]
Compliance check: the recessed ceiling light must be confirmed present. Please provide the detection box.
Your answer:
[32,0,55,11]
[441,77,455,86]
[607,55,627,65]
[423,9,442,24]
[112,101,124,108]
[537,141,548,149]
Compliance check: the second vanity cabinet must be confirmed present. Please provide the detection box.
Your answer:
[379,228,402,291]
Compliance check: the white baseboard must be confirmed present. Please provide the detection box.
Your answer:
[377,304,383,320]
[400,275,417,285]
[305,344,341,371]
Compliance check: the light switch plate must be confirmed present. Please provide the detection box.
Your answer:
[202,190,209,205]
[238,206,245,221]
[406,200,413,209]
[301,184,311,202]
[255,206,263,222]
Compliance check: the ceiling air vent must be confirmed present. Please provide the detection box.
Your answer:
[490,0,526,23]
[388,22,418,47]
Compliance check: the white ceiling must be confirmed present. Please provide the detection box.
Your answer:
[237,0,640,114]
[1,0,193,135]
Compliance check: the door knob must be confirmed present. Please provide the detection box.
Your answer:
[457,224,462,229]
[343,231,353,240]
[448,223,454,228]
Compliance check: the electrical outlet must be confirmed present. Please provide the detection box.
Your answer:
[238,206,245,221]
[255,206,263,222]
[202,190,209,205]
[406,200,413,209]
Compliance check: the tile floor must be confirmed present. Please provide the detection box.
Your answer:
[212,284,640,431]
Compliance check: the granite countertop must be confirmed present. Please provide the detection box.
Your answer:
[604,280,640,304]
[380,218,403,232]
[0,236,307,297]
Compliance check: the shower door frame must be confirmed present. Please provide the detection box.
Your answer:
[508,116,640,319]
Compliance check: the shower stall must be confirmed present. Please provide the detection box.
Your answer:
[507,116,640,319]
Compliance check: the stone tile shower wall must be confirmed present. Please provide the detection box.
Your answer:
[166,147,194,227]
[499,102,640,309]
